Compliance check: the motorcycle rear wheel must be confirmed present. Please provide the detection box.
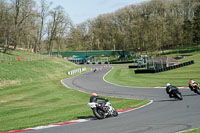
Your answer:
[175,92,183,100]
[93,108,106,119]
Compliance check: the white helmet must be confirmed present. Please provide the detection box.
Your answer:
[166,83,171,86]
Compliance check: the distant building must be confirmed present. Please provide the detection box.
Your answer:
[147,56,179,70]
[68,56,93,64]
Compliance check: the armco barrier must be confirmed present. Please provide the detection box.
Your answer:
[134,60,194,74]
[111,61,133,64]
[135,69,156,74]
[129,65,146,68]
[67,67,86,75]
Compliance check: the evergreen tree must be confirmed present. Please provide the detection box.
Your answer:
[193,5,200,45]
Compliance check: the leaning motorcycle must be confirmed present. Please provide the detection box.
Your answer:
[88,100,118,119]
[172,89,183,100]
[189,83,200,95]
[169,88,183,100]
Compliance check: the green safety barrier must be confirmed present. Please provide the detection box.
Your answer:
[45,50,134,57]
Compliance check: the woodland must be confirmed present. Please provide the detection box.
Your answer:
[0,0,200,55]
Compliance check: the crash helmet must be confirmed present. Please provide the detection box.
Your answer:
[166,83,171,87]
[92,93,97,96]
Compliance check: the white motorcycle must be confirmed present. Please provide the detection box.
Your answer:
[88,100,118,119]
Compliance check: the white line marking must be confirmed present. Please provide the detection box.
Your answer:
[176,128,199,133]
[103,67,154,89]
[118,100,153,114]
[103,67,189,89]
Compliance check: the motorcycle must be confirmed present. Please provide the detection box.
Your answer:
[189,83,200,95]
[88,100,118,119]
[93,68,97,72]
[171,89,183,100]
[168,87,183,100]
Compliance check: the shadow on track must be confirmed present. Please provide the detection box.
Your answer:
[154,99,180,102]
[182,93,198,97]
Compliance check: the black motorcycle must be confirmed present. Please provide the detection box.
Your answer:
[88,100,118,119]
[167,86,183,100]
[170,89,183,100]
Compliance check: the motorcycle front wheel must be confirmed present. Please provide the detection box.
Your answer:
[194,86,200,95]
[174,92,183,100]
[112,109,118,117]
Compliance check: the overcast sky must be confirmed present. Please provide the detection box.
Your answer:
[38,0,150,25]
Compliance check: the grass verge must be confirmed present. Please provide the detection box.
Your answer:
[0,50,148,132]
[105,54,200,87]
[183,128,200,133]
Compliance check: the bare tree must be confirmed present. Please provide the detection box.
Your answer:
[0,0,10,53]
[46,6,72,55]
[36,0,51,53]
[10,0,36,50]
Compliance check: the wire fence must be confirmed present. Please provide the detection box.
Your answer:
[0,53,48,64]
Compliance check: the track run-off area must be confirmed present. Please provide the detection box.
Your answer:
[24,65,200,133]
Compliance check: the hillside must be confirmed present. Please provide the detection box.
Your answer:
[0,50,83,131]
[0,50,148,132]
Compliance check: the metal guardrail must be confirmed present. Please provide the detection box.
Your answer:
[67,67,86,75]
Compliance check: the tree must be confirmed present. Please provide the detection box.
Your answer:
[11,0,36,49]
[46,6,71,55]
[193,4,200,45]
[0,1,11,53]
[36,0,51,53]
[2,0,199,54]
[183,19,193,46]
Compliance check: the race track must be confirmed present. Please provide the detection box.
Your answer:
[26,65,200,133]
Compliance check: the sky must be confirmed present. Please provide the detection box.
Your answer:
[39,0,150,25]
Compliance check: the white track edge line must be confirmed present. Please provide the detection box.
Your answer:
[103,67,189,89]
[119,100,153,114]
[176,127,199,133]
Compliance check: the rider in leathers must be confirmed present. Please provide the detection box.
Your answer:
[90,93,108,103]
[189,79,199,91]
[90,93,109,112]
[166,83,178,98]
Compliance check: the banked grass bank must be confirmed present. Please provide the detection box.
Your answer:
[0,50,148,132]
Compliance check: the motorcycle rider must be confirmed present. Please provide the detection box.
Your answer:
[89,93,109,112]
[93,68,97,72]
[189,79,199,91]
[88,93,118,118]
[166,83,178,98]
[90,93,108,103]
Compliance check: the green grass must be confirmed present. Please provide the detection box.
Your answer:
[0,50,148,132]
[147,45,200,58]
[105,49,200,132]
[160,45,200,56]
[105,54,200,87]
[184,129,200,133]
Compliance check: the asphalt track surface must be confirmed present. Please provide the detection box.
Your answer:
[26,65,200,133]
